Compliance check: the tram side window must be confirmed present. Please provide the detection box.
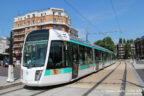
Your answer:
[47,41,70,69]
[85,47,93,64]
[79,45,85,65]
[103,52,107,61]
[107,53,110,61]
[95,49,102,63]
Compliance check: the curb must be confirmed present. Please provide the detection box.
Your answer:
[130,60,144,96]
[130,61,144,87]
[0,82,22,90]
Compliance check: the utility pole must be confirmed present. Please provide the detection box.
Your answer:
[86,24,88,42]
[7,31,14,82]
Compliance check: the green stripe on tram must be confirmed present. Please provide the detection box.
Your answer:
[44,67,72,76]
[44,64,95,76]
[80,64,94,70]
[70,39,92,48]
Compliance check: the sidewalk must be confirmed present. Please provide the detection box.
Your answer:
[0,76,21,90]
[131,59,144,87]
[132,60,144,69]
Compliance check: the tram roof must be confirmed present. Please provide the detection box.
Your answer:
[70,36,115,54]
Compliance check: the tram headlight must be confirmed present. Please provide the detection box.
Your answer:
[35,70,42,81]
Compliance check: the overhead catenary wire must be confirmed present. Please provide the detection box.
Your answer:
[64,0,123,35]
[110,0,122,33]
[63,0,102,32]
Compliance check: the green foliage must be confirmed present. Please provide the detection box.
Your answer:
[124,43,131,59]
[129,39,134,43]
[123,39,126,43]
[94,36,116,52]
[94,40,104,47]
[119,38,123,43]
[118,38,134,59]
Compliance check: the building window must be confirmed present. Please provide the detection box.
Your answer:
[52,25,56,29]
[53,12,55,15]
[32,14,35,17]
[40,19,43,23]
[53,18,56,22]
[27,28,30,33]
[32,27,35,31]
[27,21,30,25]
[58,12,61,16]
[32,20,35,24]
[58,26,62,30]
[27,15,30,18]
[58,19,62,22]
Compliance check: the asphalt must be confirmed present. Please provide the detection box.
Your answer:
[0,65,21,79]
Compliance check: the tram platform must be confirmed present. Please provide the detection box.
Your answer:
[0,76,21,90]
[65,61,144,96]
[0,61,144,96]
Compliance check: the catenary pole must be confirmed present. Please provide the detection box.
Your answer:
[7,31,14,82]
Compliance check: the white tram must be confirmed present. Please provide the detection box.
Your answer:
[21,29,116,86]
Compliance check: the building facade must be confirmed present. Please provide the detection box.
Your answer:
[0,36,10,54]
[117,43,125,59]
[12,8,78,55]
[134,37,144,59]
[130,43,135,58]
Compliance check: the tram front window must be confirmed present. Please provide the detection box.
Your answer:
[23,30,48,68]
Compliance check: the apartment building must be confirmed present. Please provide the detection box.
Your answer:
[134,37,144,59]
[12,8,78,55]
[0,36,10,54]
[117,43,125,59]
[130,43,135,58]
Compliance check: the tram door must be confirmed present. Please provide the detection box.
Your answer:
[72,44,78,79]
[102,53,104,68]
[95,50,99,70]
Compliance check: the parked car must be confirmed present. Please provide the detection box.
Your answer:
[3,58,9,67]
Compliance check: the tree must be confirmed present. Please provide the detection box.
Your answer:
[94,40,104,47]
[119,38,123,44]
[129,39,134,44]
[94,36,116,52]
[124,42,131,59]
[123,39,126,44]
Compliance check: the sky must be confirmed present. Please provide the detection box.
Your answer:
[0,0,144,44]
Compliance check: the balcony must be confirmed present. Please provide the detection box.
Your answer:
[14,32,25,36]
[13,45,23,48]
[12,20,70,30]
[14,38,24,42]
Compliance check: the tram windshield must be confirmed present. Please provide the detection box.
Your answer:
[23,30,49,68]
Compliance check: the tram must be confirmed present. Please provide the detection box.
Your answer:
[21,29,116,86]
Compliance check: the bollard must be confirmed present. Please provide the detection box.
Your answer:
[7,64,14,82]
